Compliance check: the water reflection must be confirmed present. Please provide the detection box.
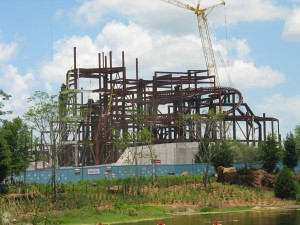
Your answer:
[122,209,300,225]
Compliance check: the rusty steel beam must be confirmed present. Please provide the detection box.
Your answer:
[59,50,280,166]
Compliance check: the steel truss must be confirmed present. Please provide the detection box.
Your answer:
[59,48,280,166]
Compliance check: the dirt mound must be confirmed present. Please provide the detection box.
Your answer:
[217,166,275,189]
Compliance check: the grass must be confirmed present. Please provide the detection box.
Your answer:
[0,174,297,224]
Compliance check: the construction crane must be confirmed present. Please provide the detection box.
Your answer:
[161,0,225,87]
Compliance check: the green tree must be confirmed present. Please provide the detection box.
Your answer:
[259,134,283,173]
[283,132,298,170]
[231,141,260,169]
[0,131,11,183]
[274,167,299,199]
[295,125,300,157]
[212,140,234,171]
[24,91,60,168]
[23,90,86,200]
[1,118,31,176]
[0,89,11,118]
[23,90,85,166]
[195,137,220,188]
[193,109,225,189]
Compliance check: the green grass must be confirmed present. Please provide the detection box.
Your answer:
[40,205,173,225]
[0,175,297,224]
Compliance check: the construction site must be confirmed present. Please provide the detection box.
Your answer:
[40,0,281,167]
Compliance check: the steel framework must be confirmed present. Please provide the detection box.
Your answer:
[58,48,280,166]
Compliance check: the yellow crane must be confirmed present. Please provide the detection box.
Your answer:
[161,0,225,87]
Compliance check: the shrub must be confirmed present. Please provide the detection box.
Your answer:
[274,167,299,199]
[0,183,9,194]
[128,208,137,216]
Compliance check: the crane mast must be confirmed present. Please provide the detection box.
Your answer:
[161,0,225,87]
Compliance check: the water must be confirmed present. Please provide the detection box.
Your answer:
[122,209,300,225]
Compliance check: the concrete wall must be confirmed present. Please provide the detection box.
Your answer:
[115,142,198,165]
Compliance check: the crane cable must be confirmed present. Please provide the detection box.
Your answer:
[205,1,233,88]
[210,2,233,88]
[223,3,233,88]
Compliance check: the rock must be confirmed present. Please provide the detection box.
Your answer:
[107,185,122,193]
[250,170,275,189]
[216,166,225,182]
[181,171,189,176]
[215,167,275,189]
[223,167,237,182]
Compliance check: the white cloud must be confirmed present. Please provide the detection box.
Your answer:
[214,38,285,89]
[0,64,35,119]
[256,94,300,137]
[0,42,17,62]
[282,8,300,41]
[225,0,289,24]
[40,20,285,93]
[73,0,166,27]
[39,35,99,89]
[39,21,204,87]
[221,60,285,90]
[0,40,34,119]
[72,0,289,32]
[95,21,204,77]
[95,21,153,58]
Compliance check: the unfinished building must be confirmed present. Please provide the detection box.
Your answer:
[53,47,280,167]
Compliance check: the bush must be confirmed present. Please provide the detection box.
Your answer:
[128,208,138,216]
[0,183,9,194]
[274,167,299,199]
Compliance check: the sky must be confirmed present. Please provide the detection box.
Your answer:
[0,0,299,139]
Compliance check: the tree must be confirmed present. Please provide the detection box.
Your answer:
[283,132,298,170]
[0,89,11,119]
[1,118,32,176]
[295,125,300,157]
[274,167,299,199]
[23,90,86,200]
[231,141,260,169]
[193,109,225,189]
[195,137,220,188]
[0,131,11,183]
[211,140,234,171]
[24,91,60,169]
[259,134,283,173]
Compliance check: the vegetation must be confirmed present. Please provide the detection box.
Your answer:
[274,167,299,199]
[283,132,299,170]
[0,89,11,118]
[259,134,283,173]
[211,140,234,171]
[0,118,32,186]
[0,132,11,186]
[0,174,297,225]
[231,141,260,169]
[295,125,300,154]
[194,109,224,188]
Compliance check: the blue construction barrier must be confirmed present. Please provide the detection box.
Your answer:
[14,161,298,184]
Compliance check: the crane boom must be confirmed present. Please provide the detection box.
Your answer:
[162,0,225,87]
[161,0,196,12]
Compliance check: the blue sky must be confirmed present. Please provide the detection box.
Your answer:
[0,0,300,139]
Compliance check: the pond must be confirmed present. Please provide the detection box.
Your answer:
[123,209,300,225]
